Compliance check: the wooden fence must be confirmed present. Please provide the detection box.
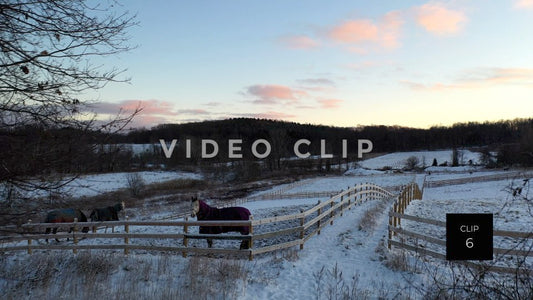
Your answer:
[388,183,533,274]
[0,183,394,260]
[424,170,533,188]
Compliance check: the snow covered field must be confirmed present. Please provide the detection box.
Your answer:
[1,150,532,299]
[359,149,482,170]
[62,171,203,198]
[4,170,202,200]
[242,170,532,298]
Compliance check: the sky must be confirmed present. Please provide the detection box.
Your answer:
[88,0,533,129]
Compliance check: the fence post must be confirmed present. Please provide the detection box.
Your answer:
[399,194,404,227]
[300,210,305,250]
[73,218,78,254]
[388,212,392,249]
[249,215,254,261]
[330,198,334,225]
[124,216,129,255]
[347,186,352,210]
[392,202,399,227]
[317,200,322,235]
[27,219,32,255]
[340,191,344,217]
[182,216,189,257]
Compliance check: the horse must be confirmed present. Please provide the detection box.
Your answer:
[44,208,89,242]
[191,197,251,249]
[89,201,125,233]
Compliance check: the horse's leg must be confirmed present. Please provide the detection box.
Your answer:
[67,227,72,241]
[45,227,51,243]
[207,238,213,248]
[240,239,250,249]
[53,227,60,242]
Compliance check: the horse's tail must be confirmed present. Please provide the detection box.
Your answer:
[76,209,87,222]
[241,208,251,235]
[90,209,98,221]
[75,209,89,233]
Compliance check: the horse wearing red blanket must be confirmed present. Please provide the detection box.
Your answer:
[44,208,89,242]
[191,197,251,249]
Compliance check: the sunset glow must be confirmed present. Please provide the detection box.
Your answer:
[89,1,533,128]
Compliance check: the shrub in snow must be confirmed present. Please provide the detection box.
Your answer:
[126,173,145,197]
[404,156,419,171]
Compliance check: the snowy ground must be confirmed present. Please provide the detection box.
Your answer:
[241,170,532,298]
[243,197,416,299]
[2,170,202,200]
[1,149,532,299]
[62,171,202,198]
[359,149,482,170]
[403,178,533,261]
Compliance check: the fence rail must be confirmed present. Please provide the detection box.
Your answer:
[388,182,533,274]
[0,183,394,260]
[424,170,533,188]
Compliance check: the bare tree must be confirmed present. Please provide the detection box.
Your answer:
[0,1,140,198]
[404,156,419,171]
[268,129,288,170]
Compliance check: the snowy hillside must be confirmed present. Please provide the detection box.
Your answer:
[1,150,531,299]
[3,171,202,200]
[358,149,482,170]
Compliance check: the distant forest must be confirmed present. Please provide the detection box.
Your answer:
[110,117,533,169]
[2,118,532,180]
[118,117,533,152]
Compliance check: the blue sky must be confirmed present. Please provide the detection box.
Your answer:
[89,0,533,128]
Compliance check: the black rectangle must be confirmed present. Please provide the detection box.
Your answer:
[446,213,493,260]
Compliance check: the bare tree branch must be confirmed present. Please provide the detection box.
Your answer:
[0,0,139,198]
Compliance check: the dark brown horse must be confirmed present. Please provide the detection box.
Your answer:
[44,208,89,242]
[191,197,251,249]
[89,201,125,233]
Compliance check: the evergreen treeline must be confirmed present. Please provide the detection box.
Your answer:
[1,118,532,180]
[118,118,532,153]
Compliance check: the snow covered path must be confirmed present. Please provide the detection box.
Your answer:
[244,196,416,299]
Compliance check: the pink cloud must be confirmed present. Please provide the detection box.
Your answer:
[327,11,403,50]
[329,20,379,43]
[246,84,308,105]
[462,67,533,85]
[380,11,403,48]
[402,67,533,91]
[415,3,467,35]
[514,0,533,9]
[89,99,181,128]
[318,99,343,109]
[91,99,176,116]
[279,35,320,49]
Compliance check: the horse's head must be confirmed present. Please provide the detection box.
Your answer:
[114,201,125,212]
[89,209,98,222]
[191,196,199,217]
